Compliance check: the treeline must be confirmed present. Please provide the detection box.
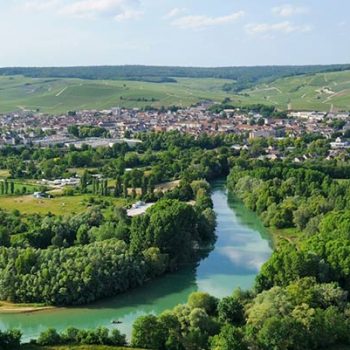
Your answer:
[0,179,17,195]
[0,131,230,180]
[0,180,217,305]
[1,64,349,86]
[225,159,350,305]
[0,327,125,349]
[256,209,350,295]
[130,280,350,350]
[209,102,288,118]
[227,159,343,230]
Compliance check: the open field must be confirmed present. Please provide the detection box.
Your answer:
[1,70,350,113]
[239,70,350,111]
[0,76,232,114]
[0,194,127,215]
[0,169,10,177]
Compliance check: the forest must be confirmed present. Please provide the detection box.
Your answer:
[123,146,350,349]
[0,132,230,305]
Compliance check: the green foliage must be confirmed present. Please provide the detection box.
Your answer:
[187,292,218,316]
[0,329,22,350]
[131,315,166,349]
[130,199,200,267]
[210,325,248,350]
[36,327,126,347]
[68,125,108,139]
[217,296,245,325]
[37,329,61,346]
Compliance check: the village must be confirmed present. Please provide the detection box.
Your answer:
[0,103,349,151]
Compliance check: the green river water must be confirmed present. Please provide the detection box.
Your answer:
[0,180,272,342]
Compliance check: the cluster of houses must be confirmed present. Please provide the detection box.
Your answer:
[0,105,349,148]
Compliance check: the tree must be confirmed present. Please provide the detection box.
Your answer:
[109,329,126,346]
[131,315,166,349]
[188,292,218,316]
[10,182,14,195]
[143,247,168,278]
[68,125,79,137]
[76,224,90,245]
[217,296,245,325]
[0,329,22,350]
[256,316,307,350]
[37,328,62,346]
[80,171,89,192]
[0,230,10,247]
[130,199,198,266]
[210,325,247,350]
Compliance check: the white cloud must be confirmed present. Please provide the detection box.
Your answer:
[114,9,143,22]
[171,11,245,30]
[19,0,142,21]
[163,7,187,19]
[272,4,308,17]
[20,0,60,11]
[246,21,312,35]
[60,0,131,19]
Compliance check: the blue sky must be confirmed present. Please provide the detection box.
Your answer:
[0,0,349,67]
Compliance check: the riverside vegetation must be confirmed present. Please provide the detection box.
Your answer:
[3,132,350,349]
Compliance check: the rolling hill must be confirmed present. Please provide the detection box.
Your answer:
[238,70,350,112]
[0,68,349,114]
[0,76,232,114]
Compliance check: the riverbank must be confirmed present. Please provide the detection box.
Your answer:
[0,301,55,314]
[0,182,272,342]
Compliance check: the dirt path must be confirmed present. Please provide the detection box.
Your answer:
[56,86,67,97]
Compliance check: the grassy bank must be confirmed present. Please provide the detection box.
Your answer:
[270,227,300,247]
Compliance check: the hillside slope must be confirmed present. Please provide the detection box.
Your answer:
[0,70,350,114]
[0,76,231,114]
[238,70,350,111]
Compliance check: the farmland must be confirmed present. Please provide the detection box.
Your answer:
[240,69,350,111]
[1,69,350,114]
[0,75,232,114]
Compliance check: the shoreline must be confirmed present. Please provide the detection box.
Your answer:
[0,302,56,314]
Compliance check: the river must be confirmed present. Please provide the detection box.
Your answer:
[0,180,272,342]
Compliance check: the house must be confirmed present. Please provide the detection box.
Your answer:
[33,192,51,199]
[249,130,276,139]
[330,137,350,149]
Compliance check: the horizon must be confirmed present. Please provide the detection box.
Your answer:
[2,62,350,69]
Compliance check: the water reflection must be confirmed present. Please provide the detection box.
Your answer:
[0,181,272,342]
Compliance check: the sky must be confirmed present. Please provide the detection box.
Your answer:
[0,0,349,67]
